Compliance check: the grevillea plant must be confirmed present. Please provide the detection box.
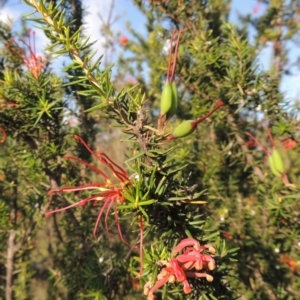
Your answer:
[0,0,238,299]
[2,0,300,299]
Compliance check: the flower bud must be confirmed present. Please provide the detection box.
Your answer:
[207,245,216,254]
[206,274,214,282]
[183,280,192,294]
[208,260,216,270]
[168,275,176,283]
[144,281,152,295]
[144,287,150,296]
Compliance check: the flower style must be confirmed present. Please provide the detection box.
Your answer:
[6,29,45,79]
[45,135,132,245]
[144,238,216,299]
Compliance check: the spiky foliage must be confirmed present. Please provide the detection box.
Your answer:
[116,0,300,299]
[1,0,299,299]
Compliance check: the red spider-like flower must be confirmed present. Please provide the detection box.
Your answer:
[119,35,129,47]
[253,3,261,14]
[6,29,45,79]
[45,135,132,246]
[281,138,297,151]
[144,238,216,299]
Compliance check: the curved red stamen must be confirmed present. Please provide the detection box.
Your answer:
[74,135,130,183]
[104,197,115,236]
[48,182,110,194]
[93,197,113,238]
[114,206,132,247]
[65,155,111,181]
[100,153,130,182]
[45,194,100,217]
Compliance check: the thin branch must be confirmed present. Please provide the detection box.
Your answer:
[6,230,16,300]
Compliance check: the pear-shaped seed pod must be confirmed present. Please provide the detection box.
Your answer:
[171,120,195,139]
[268,155,282,177]
[271,149,284,174]
[160,82,173,116]
[167,81,178,119]
[166,101,224,141]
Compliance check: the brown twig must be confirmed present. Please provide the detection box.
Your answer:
[252,255,277,300]
[6,230,16,300]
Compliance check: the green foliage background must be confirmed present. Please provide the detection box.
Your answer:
[0,0,300,299]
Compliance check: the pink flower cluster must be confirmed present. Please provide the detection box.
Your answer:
[144,238,216,299]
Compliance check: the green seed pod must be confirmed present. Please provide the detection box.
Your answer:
[270,149,284,174]
[170,120,195,139]
[268,155,281,177]
[167,81,178,119]
[160,82,173,116]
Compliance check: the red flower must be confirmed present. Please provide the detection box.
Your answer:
[125,76,137,85]
[119,35,129,47]
[6,29,45,79]
[253,3,261,14]
[245,139,256,148]
[278,254,300,273]
[144,238,216,299]
[281,138,297,150]
[45,135,132,246]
